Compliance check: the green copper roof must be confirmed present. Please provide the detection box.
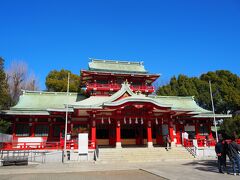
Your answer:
[149,95,211,113]
[1,85,231,119]
[88,59,148,74]
[10,90,86,111]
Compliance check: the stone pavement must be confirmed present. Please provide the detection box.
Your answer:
[0,170,164,180]
[0,160,239,180]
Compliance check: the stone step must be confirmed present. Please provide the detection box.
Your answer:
[99,148,187,152]
[100,156,192,159]
[100,154,191,157]
[99,151,189,155]
[98,147,194,163]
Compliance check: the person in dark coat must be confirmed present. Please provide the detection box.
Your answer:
[165,135,171,151]
[215,139,227,173]
[223,140,229,173]
[228,137,240,176]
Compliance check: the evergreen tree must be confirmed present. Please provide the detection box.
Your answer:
[156,70,240,114]
[45,69,81,92]
[0,57,10,109]
[221,115,240,138]
[0,57,11,133]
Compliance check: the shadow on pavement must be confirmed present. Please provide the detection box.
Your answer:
[182,160,232,174]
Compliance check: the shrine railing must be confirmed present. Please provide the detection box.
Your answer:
[183,139,193,147]
[183,138,240,148]
[0,140,96,151]
[86,83,154,92]
[183,139,216,147]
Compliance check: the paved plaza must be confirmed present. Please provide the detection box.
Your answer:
[0,160,239,180]
[0,170,164,180]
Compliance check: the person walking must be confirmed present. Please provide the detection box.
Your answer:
[228,137,240,176]
[165,135,171,151]
[215,139,227,173]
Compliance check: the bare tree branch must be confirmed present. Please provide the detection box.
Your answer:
[7,61,39,105]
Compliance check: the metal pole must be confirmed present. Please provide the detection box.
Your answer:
[63,73,70,163]
[209,80,218,142]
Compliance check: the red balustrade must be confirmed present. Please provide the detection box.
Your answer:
[0,140,96,151]
[183,138,216,147]
[183,139,193,147]
[86,83,154,93]
[197,139,205,147]
[206,139,216,146]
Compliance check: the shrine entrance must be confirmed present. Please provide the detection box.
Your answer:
[120,124,147,147]
[96,124,116,147]
[95,120,169,147]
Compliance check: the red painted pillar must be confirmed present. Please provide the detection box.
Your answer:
[116,120,121,148]
[168,121,174,143]
[30,122,35,137]
[91,120,96,148]
[147,120,153,147]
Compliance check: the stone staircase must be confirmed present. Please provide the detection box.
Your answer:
[97,147,194,163]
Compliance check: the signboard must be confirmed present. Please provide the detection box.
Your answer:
[78,133,88,154]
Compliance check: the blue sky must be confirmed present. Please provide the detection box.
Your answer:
[1,0,240,89]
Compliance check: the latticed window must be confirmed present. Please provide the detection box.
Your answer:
[15,124,30,136]
[184,125,196,139]
[35,124,49,136]
[199,125,209,136]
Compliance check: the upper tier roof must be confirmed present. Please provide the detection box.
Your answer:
[88,59,148,74]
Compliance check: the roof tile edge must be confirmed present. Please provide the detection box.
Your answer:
[149,95,194,99]
[22,90,78,96]
[89,58,144,66]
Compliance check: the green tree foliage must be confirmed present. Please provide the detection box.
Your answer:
[0,119,11,133]
[45,69,80,92]
[0,57,10,109]
[221,115,240,138]
[156,70,240,114]
[0,57,11,133]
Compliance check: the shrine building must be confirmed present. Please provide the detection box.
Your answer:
[0,59,231,149]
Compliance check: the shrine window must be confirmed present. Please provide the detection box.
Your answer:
[35,124,49,136]
[15,124,30,136]
[199,125,209,136]
[184,125,196,139]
